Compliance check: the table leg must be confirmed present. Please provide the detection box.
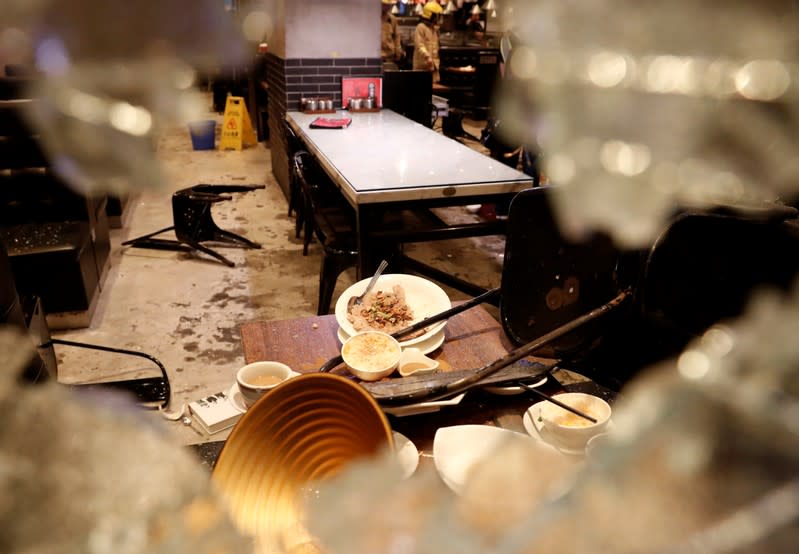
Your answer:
[356,204,384,279]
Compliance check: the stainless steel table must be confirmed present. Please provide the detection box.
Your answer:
[286,109,533,280]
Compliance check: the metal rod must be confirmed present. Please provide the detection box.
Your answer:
[375,289,630,405]
[47,338,171,409]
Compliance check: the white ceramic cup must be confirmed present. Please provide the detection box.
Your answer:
[236,361,294,408]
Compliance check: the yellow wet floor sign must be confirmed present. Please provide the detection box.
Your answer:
[219,95,257,150]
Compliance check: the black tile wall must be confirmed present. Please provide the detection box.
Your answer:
[266,54,382,200]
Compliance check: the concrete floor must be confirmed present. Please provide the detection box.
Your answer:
[52,98,507,445]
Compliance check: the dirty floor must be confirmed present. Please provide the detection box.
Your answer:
[52,101,507,445]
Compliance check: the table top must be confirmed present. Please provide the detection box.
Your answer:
[238,304,614,457]
[240,303,521,373]
[286,109,532,205]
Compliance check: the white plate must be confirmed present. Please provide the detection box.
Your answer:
[227,383,248,413]
[383,393,465,417]
[337,326,445,356]
[522,401,614,456]
[483,375,548,396]
[433,424,530,494]
[335,274,451,347]
[393,431,419,480]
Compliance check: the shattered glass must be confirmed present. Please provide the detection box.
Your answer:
[0,0,251,195]
[494,0,799,248]
[2,0,799,552]
[0,329,252,553]
[304,282,799,554]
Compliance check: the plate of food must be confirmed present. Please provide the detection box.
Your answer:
[335,274,451,347]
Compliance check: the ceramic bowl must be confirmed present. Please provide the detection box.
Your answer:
[433,424,539,494]
[341,331,401,381]
[398,347,438,377]
[213,373,393,550]
[537,392,611,451]
[236,361,295,408]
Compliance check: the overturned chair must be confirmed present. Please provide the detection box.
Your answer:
[122,184,263,267]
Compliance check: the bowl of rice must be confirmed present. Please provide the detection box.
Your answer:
[341,331,402,381]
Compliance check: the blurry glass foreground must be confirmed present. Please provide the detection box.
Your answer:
[304,282,799,554]
[0,329,252,553]
[0,0,255,194]
[1,0,798,552]
[494,0,799,248]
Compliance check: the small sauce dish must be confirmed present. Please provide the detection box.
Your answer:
[398,347,439,377]
[236,361,296,408]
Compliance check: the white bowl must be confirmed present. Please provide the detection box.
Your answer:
[433,424,533,494]
[341,331,402,381]
[236,361,295,408]
[537,392,612,451]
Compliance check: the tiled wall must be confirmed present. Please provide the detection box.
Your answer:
[266,54,382,200]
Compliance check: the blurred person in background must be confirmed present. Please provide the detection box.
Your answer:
[413,1,443,82]
[380,0,403,69]
[465,9,485,44]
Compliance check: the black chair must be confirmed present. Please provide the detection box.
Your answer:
[282,118,307,238]
[498,187,799,389]
[0,98,111,329]
[122,184,263,267]
[292,151,361,314]
[351,186,799,403]
[382,70,435,127]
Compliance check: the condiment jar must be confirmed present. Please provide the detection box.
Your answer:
[306,98,318,111]
[349,97,362,110]
[364,97,375,109]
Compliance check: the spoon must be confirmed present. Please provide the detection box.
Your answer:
[347,259,388,310]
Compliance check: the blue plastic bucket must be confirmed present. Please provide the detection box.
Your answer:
[189,120,216,150]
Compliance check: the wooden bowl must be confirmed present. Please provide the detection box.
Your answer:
[213,373,393,549]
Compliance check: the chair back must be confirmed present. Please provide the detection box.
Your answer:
[639,207,799,338]
[292,152,350,213]
[382,70,434,127]
[282,118,304,158]
[499,186,627,360]
[292,151,357,245]
[291,150,359,314]
[499,185,799,386]
[171,188,221,243]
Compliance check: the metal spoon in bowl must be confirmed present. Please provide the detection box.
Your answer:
[347,259,389,311]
